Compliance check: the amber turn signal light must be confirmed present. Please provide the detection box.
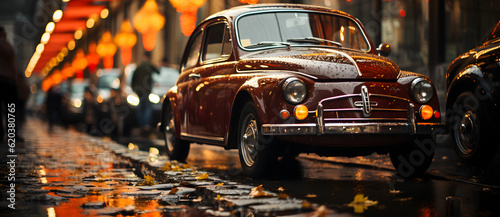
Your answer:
[419,105,433,120]
[294,105,309,120]
[280,110,290,120]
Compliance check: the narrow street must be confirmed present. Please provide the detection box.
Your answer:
[3,118,499,216]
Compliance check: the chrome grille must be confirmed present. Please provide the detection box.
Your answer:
[315,86,416,135]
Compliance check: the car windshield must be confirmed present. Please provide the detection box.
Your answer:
[237,12,370,51]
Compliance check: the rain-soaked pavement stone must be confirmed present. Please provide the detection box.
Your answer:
[0,119,340,216]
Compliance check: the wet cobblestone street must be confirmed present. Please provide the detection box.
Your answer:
[0,119,336,217]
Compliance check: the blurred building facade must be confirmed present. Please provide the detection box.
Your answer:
[3,0,500,97]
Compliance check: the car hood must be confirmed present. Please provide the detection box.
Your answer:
[237,47,400,81]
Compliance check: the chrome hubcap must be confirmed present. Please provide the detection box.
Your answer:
[455,111,478,155]
[241,114,258,167]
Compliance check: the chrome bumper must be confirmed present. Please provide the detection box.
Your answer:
[261,122,418,135]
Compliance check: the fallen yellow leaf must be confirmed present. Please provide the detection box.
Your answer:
[171,165,181,172]
[389,189,401,194]
[347,194,378,213]
[301,200,312,209]
[167,187,179,195]
[312,205,331,217]
[278,193,290,199]
[216,183,224,187]
[161,162,172,171]
[139,175,156,186]
[196,173,209,180]
[249,185,273,198]
[96,172,107,182]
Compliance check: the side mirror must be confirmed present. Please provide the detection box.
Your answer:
[377,43,391,57]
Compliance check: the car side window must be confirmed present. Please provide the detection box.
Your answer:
[183,31,203,69]
[202,22,232,62]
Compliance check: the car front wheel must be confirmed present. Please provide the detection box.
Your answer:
[390,137,435,178]
[450,92,498,165]
[163,105,190,162]
[237,102,276,178]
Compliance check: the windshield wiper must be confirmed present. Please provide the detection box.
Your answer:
[287,37,342,47]
[245,41,291,49]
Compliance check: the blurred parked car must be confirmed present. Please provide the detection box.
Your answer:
[446,20,500,165]
[91,69,120,135]
[159,4,444,177]
[112,64,179,136]
[152,66,179,123]
[61,79,89,124]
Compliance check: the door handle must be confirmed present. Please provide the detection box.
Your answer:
[189,74,201,79]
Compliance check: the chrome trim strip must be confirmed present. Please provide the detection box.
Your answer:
[323,118,408,122]
[409,103,416,133]
[312,108,408,113]
[360,85,371,116]
[180,132,224,143]
[234,69,319,80]
[317,103,325,135]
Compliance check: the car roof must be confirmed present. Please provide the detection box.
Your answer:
[205,3,356,23]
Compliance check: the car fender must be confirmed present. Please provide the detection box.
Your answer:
[160,86,182,138]
[225,72,287,148]
[446,64,496,120]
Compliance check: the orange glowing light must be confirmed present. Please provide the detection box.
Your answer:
[51,70,63,85]
[169,0,206,36]
[115,20,137,65]
[238,0,259,4]
[41,79,52,92]
[62,63,75,79]
[419,105,433,120]
[133,0,165,51]
[294,105,309,120]
[86,42,100,73]
[179,13,197,36]
[96,31,117,69]
[72,49,88,71]
[72,49,88,79]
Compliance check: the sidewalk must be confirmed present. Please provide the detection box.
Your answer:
[0,119,341,216]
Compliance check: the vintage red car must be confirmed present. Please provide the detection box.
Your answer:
[159,4,443,178]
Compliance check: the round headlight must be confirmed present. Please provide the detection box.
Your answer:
[282,78,307,104]
[411,78,434,104]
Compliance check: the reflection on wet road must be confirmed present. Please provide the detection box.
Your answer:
[4,119,499,217]
[186,143,500,216]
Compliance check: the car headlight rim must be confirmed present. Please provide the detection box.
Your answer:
[282,77,307,105]
[410,78,434,104]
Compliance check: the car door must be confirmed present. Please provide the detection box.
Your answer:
[178,30,203,134]
[186,21,234,144]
